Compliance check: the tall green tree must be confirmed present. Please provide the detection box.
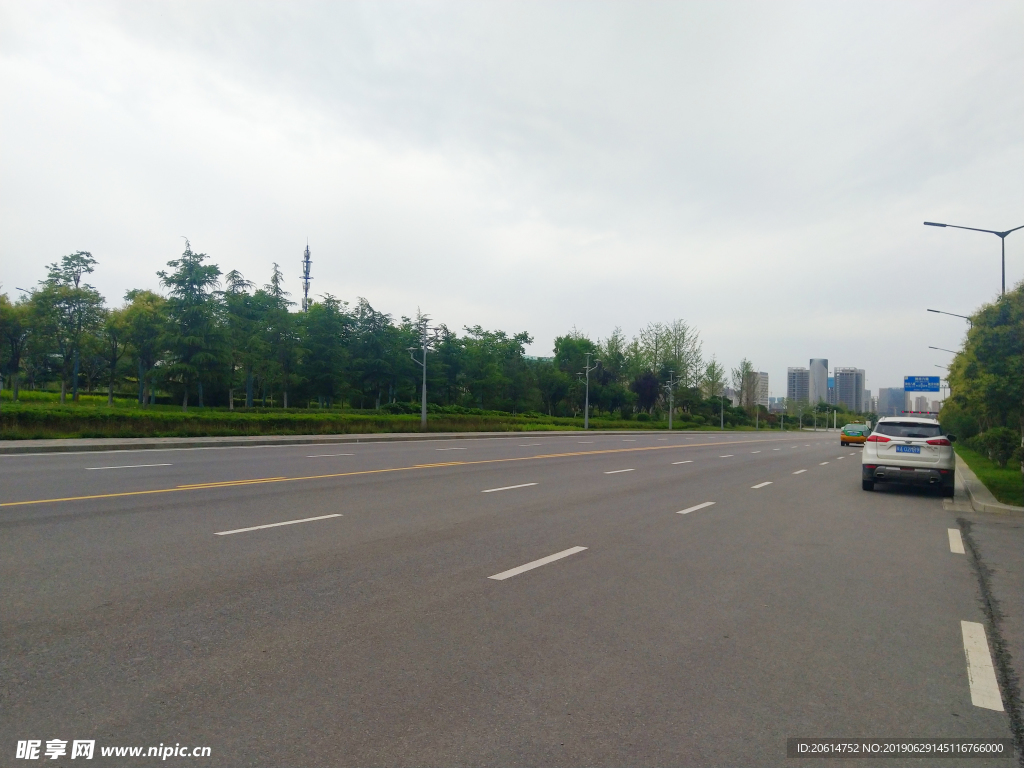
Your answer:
[158,240,222,410]
[0,295,31,401]
[123,289,167,406]
[31,252,105,403]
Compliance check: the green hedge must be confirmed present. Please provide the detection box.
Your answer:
[0,403,724,439]
[955,445,1024,507]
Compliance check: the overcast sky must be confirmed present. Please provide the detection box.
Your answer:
[2,1,1022,395]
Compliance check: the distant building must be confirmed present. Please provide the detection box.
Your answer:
[835,367,867,412]
[787,367,809,404]
[756,372,769,409]
[809,359,828,403]
[877,387,905,416]
[931,399,941,413]
[722,387,738,407]
[827,377,836,405]
[914,395,930,412]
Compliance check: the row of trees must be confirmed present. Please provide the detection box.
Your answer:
[2,244,770,422]
[939,283,1023,471]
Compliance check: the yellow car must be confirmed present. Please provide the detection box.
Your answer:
[841,424,870,446]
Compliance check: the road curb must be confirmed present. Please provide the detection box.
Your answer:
[0,429,742,455]
[955,453,1024,516]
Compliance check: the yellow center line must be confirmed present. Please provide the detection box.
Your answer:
[1,436,802,508]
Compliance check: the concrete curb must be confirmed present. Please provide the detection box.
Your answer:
[0,428,749,455]
[955,453,1024,516]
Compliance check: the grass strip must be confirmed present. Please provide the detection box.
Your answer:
[955,444,1024,507]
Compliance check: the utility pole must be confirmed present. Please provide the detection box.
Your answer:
[300,242,312,312]
[579,353,600,430]
[665,370,675,431]
[408,315,439,431]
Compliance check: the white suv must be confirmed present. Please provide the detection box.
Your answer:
[861,416,956,497]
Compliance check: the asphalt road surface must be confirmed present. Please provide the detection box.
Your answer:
[1,432,1019,766]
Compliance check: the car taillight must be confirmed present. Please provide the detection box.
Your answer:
[926,438,951,446]
[866,435,890,442]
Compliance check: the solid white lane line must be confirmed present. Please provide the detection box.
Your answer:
[949,529,966,554]
[86,463,172,470]
[435,447,467,451]
[820,461,829,465]
[961,621,1004,711]
[720,454,734,458]
[751,481,773,489]
[677,501,715,515]
[215,514,342,536]
[489,546,588,580]
[482,483,538,493]
[307,453,355,458]
[604,468,635,474]
[672,460,693,465]
[793,469,807,474]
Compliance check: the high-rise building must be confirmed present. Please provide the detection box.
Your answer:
[877,387,905,416]
[787,367,809,404]
[827,377,836,405]
[932,399,941,413]
[914,395,929,412]
[809,359,828,403]
[835,367,867,411]
[756,372,769,409]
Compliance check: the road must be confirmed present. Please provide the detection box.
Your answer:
[1,431,1020,766]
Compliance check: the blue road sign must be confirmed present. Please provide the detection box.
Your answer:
[904,376,940,392]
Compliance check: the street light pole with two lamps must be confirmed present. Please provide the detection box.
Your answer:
[924,221,1024,296]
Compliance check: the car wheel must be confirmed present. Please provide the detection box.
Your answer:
[862,480,874,491]
[841,441,846,446]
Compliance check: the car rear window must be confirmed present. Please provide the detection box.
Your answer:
[875,422,943,438]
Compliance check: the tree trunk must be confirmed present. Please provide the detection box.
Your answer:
[60,380,67,404]
[182,389,188,412]
[107,380,114,406]
[229,388,234,411]
[198,381,204,408]
[246,370,253,409]
[12,372,19,402]
[138,360,145,405]
[283,390,288,409]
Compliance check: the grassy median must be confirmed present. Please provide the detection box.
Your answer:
[955,444,1024,507]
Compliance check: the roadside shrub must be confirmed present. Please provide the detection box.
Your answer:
[976,427,1019,468]
[939,401,980,441]
[636,413,650,422]
[619,407,633,420]
[690,414,706,425]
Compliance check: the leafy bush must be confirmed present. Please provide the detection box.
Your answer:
[636,413,650,422]
[939,401,980,441]
[690,414,705,425]
[966,427,1021,468]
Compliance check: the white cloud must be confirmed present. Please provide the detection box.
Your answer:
[1,0,1021,395]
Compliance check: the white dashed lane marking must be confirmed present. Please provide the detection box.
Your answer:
[604,469,634,474]
[307,453,354,458]
[215,514,342,536]
[751,481,773,489]
[793,469,807,474]
[672,460,693,465]
[482,483,538,493]
[677,502,715,515]
[720,455,734,458]
[436,447,467,451]
[961,621,1004,710]
[820,462,829,465]
[86,463,172,470]
[948,529,965,554]
[489,546,588,581]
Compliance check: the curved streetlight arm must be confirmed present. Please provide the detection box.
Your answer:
[924,222,1024,237]
[928,346,958,354]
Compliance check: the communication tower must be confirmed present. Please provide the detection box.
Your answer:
[301,242,312,312]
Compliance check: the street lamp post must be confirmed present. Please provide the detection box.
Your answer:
[929,346,958,354]
[579,353,599,430]
[924,221,1024,296]
[927,308,973,328]
[408,316,439,430]
[665,370,675,431]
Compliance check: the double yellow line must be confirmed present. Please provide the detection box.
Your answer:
[1,436,792,508]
